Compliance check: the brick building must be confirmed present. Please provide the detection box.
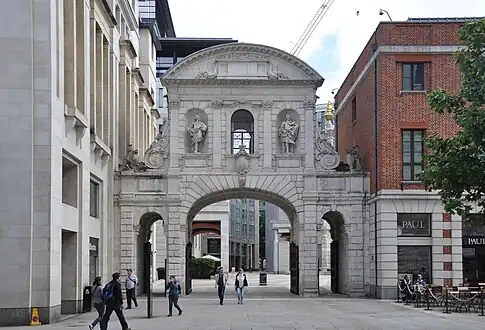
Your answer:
[334,17,484,298]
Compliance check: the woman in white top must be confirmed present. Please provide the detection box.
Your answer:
[234,269,248,305]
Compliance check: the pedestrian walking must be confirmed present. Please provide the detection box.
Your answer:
[214,267,228,305]
[234,269,248,305]
[89,276,105,329]
[125,269,138,309]
[165,276,183,317]
[99,272,131,330]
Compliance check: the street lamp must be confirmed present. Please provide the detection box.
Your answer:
[379,9,392,21]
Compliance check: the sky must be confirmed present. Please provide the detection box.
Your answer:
[168,1,485,103]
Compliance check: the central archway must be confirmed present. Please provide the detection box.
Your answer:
[184,187,301,296]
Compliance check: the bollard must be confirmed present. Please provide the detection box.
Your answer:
[443,287,451,314]
[396,282,401,303]
[480,289,484,317]
[425,289,431,310]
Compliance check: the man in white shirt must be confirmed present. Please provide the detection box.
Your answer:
[125,269,138,309]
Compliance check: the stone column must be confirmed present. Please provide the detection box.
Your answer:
[220,214,230,270]
[300,202,319,296]
[303,102,315,168]
[211,101,222,168]
[95,31,104,139]
[63,0,77,109]
[273,229,279,272]
[263,107,272,168]
[168,100,180,169]
[167,206,184,282]
[119,205,136,272]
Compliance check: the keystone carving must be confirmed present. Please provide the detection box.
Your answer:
[234,145,250,187]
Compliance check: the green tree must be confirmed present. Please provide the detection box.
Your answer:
[420,18,485,219]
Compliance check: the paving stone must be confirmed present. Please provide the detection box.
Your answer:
[9,296,485,329]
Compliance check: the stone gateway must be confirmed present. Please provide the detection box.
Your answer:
[116,43,370,296]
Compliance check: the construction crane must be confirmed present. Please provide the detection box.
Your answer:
[290,0,336,57]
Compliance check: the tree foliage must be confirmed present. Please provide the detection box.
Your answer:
[420,18,485,218]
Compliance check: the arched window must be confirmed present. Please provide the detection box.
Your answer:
[231,110,254,154]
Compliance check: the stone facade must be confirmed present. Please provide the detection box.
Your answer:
[0,0,159,325]
[116,43,370,297]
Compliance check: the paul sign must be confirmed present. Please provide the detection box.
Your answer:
[397,214,431,237]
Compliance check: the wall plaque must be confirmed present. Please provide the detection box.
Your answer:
[397,213,431,237]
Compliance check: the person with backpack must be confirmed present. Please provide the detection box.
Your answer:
[89,277,104,329]
[165,276,183,317]
[125,269,138,309]
[234,269,248,305]
[99,272,131,330]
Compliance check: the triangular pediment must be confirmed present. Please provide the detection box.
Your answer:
[161,43,324,87]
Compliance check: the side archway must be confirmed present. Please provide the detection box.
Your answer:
[136,210,164,295]
[321,210,347,295]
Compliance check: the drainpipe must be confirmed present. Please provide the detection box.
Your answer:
[372,33,379,296]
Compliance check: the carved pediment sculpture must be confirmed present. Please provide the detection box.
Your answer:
[186,114,208,153]
[315,127,340,170]
[143,118,170,169]
[120,144,148,172]
[267,62,289,80]
[195,62,218,80]
[346,145,362,171]
[235,144,251,187]
[278,114,299,154]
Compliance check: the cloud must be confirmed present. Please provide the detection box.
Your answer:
[168,0,485,103]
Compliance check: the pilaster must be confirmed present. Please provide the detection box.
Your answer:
[300,202,319,296]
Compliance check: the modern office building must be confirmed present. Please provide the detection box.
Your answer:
[229,199,260,271]
[334,17,484,298]
[0,0,160,325]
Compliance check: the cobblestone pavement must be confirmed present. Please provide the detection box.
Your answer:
[11,296,485,329]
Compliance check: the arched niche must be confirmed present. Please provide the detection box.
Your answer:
[276,109,301,154]
[185,108,209,153]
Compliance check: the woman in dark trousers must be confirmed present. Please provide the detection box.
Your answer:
[89,276,104,330]
[165,276,183,317]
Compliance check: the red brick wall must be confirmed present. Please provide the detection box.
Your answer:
[336,21,466,192]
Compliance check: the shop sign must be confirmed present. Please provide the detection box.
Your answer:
[463,237,485,246]
[397,214,431,237]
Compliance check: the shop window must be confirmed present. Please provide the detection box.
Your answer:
[398,246,431,284]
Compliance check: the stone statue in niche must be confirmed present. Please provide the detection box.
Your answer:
[143,118,169,169]
[120,144,147,171]
[278,114,299,153]
[346,145,362,171]
[186,114,208,153]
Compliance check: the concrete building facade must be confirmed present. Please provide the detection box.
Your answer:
[334,17,480,299]
[0,0,160,325]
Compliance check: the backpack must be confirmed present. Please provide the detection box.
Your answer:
[102,283,115,303]
[243,274,248,287]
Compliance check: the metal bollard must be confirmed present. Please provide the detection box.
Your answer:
[443,287,451,314]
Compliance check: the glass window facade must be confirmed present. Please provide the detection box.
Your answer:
[229,198,257,242]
